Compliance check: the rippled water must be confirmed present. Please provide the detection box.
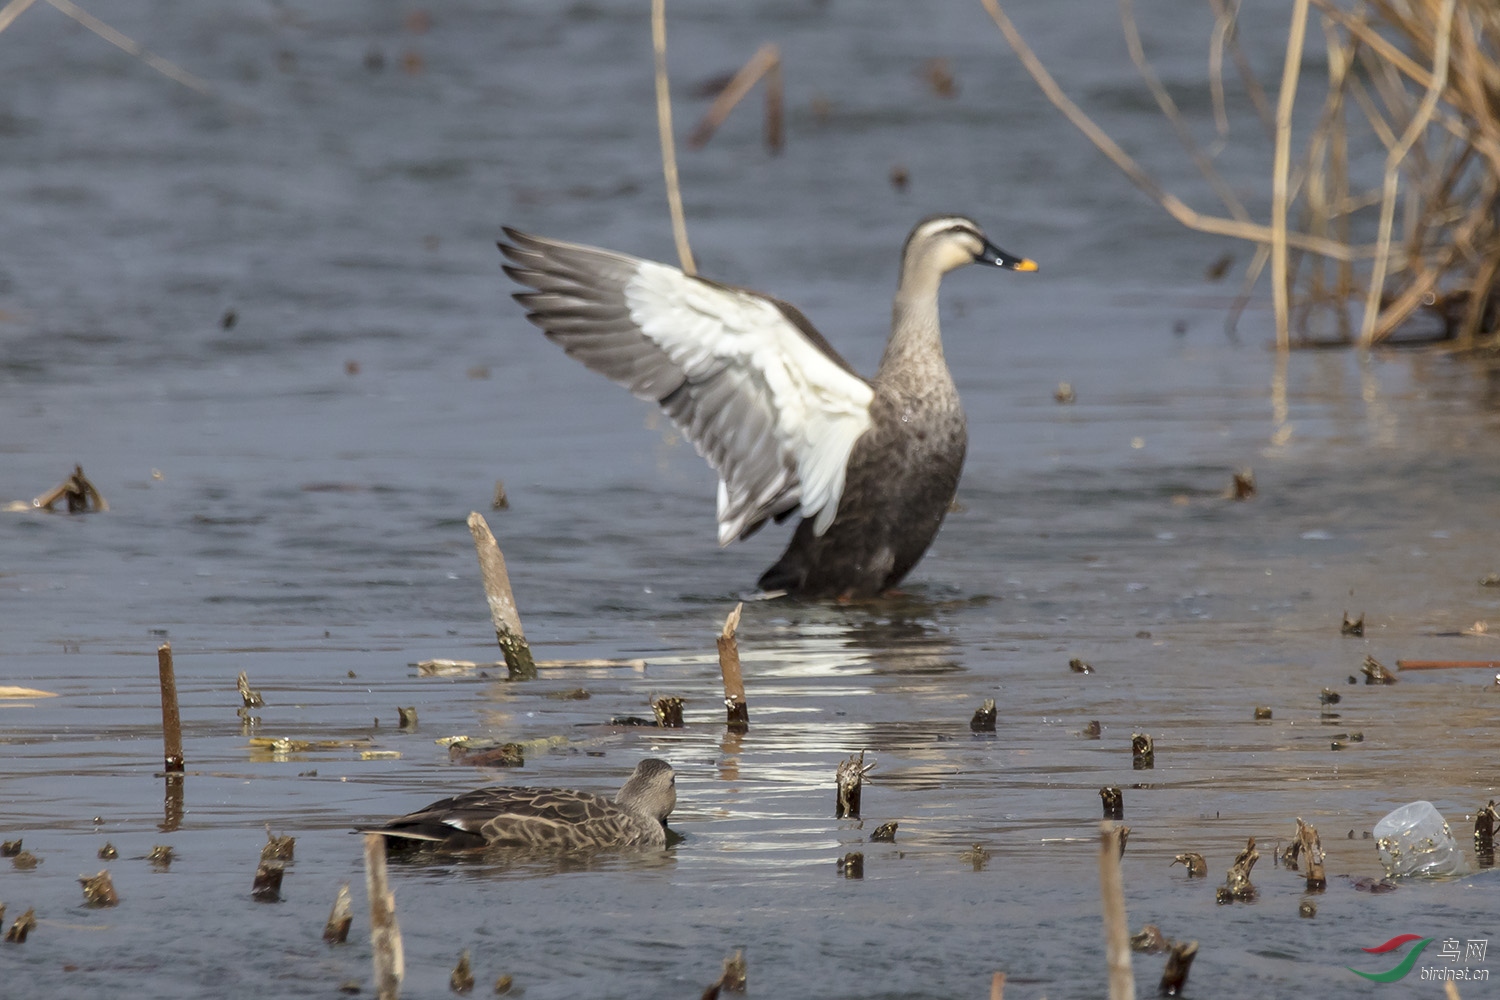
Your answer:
[4,2,1500,998]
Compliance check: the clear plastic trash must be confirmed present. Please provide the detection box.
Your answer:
[1373,800,1465,877]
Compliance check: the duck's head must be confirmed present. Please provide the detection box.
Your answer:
[615,757,677,826]
[901,215,1037,282]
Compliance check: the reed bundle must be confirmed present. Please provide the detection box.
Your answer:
[987,0,1500,349]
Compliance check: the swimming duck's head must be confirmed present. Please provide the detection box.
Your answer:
[615,757,677,826]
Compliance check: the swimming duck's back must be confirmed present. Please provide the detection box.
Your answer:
[371,786,667,852]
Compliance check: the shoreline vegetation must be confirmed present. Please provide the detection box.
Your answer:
[986,0,1500,352]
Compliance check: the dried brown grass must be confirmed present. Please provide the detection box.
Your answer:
[985,0,1500,349]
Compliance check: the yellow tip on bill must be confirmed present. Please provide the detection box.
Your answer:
[1014,258,1039,272]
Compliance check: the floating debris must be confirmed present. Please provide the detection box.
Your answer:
[544,688,589,701]
[158,643,185,773]
[1330,732,1364,751]
[1116,826,1131,856]
[1215,837,1259,903]
[494,974,514,994]
[1131,732,1155,770]
[717,603,749,732]
[262,826,295,864]
[970,698,997,733]
[0,840,20,857]
[98,843,117,861]
[652,696,685,729]
[0,686,57,699]
[491,480,509,511]
[1129,923,1169,954]
[870,822,898,844]
[418,658,647,676]
[834,751,873,819]
[1475,800,1498,868]
[921,56,957,98]
[1229,468,1255,500]
[248,737,378,755]
[888,164,909,192]
[1160,940,1199,996]
[468,511,536,680]
[1341,612,1365,636]
[324,883,353,944]
[237,671,265,708]
[1082,719,1102,739]
[11,851,39,871]
[1171,852,1206,877]
[397,706,418,729]
[5,907,36,943]
[79,870,118,907]
[837,852,864,879]
[31,464,108,513]
[1397,659,1500,671]
[609,714,658,727]
[1253,706,1273,720]
[450,949,475,994]
[1100,786,1124,820]
[451,743,525,768]
[1299,899,1318,918]
[960,844,991,871]
[1068,657,1094,674]
[1360,655,1398,684]
[1350,875,1397,893]
[1481,573,1500,587]
[1053,381,1076,404]
[1204,252,1233,280]
[148,845,175,869]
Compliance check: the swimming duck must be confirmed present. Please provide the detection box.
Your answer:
[366,758,676,852]
[500,216,1036,599]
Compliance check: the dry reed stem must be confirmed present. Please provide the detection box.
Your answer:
[1098,821,1135,1000]
[1272,0,1311,350]
[1361,0,1456,345]
[45,0,213,96]
[687,43,783,154]
[0,0,37,34]
[363,833,404,1000]
[1208,0,1233,138]
[651,0,695,276]
[990,971,1006,1000]
[1119,0,1250,222]
[1207,0,1276,138]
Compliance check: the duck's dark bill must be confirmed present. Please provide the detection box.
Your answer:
[977,240,1039,272]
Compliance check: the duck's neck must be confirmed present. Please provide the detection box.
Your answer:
[877,270,948,383]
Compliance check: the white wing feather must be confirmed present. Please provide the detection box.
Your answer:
[625,260,873,543]
[502,229,872,545]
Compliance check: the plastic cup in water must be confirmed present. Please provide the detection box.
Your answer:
[1373,800,1465,877]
